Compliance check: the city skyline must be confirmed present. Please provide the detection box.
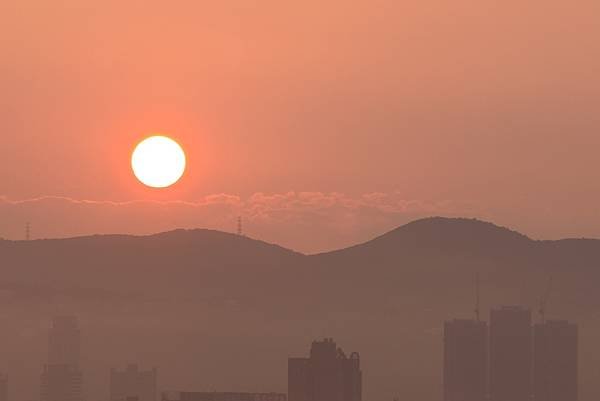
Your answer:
[3,302,581,401]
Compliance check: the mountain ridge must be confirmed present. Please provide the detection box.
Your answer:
[4,217,600,255]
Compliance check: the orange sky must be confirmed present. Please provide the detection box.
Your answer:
[1,0,600,252]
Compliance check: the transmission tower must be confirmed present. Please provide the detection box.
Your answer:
[237,216,243,236]
[539,275,553,323]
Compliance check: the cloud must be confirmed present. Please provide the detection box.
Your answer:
[0,193,484,253]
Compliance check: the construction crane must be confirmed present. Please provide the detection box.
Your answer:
[539,275,553,323]
[474,272,480,321]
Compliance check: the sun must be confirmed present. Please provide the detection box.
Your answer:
[131,135,186,188]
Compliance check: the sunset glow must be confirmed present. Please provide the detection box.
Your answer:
[131,136,186,188]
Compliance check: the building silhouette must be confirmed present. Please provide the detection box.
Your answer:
[110,364,157,401]
[0,374,7,401]
[48,316,80,366]
[40,316,83,401]
[444,305,580,401]
[162,392,286,401]
[443,319,487,401]
[288,338,361,401]
[533,320,578,401]
[489,306,532,401]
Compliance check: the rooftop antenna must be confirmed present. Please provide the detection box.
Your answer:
[237,216,243,236]
[25,222,30,241]
[539,275,553,324]
[474,273,480,321]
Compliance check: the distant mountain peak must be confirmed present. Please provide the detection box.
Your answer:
[387,217,531,241]
[373,216,531,245]
[318,217,533,258]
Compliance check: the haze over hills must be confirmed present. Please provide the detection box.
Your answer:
[1,217,600,401]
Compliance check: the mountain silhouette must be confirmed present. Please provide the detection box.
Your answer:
[0,229,303,299]
[331,217,531,252]
[0,217,599,401]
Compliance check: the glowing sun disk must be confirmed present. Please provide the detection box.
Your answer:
[131,136,186,188]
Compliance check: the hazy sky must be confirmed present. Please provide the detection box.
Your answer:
[1,0,600,252]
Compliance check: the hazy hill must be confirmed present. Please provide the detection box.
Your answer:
[0,229,304,299]
[1,217,600,401]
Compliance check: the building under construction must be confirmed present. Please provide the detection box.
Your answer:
[443,319,487,401]
[444,304,578,401]
[490,306,533,401]
[533,320,578,401]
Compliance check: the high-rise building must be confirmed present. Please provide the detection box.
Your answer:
[110,364,158,401]
[533,320,578,401]
[288,358,310,401]
[41,316,83,401]
[490,306,532,401]
[48,316,80,366]
[41,365,83,401]
[288,338,361,401]
[443,319,488,401]
[0,373,7,401]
